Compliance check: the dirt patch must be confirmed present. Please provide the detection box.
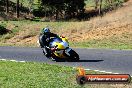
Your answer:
[17,36,38,46]
[6,35,38,46]
[63,0,132,42]
[67,23,132,42]
[1,0,132,47]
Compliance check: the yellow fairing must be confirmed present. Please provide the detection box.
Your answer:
[56,42,65,49]
[61,37,69,43]
[52,37,69,58]
[53,42,66,58]
[54,52,66,58]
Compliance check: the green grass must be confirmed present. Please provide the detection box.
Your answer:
[0,20,75,39]
[70,37,132,50]
[0,21,20,41]
[0,60,104,88]
[0,20,132,49]
[0,60,131,88]
[10,0,39,7]
[0,61,82,88]
[85,0,124,8]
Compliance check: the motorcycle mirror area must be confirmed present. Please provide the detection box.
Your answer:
[61,35,65,38]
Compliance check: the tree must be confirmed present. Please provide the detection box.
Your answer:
[94,0,99,10]
[16,0,20,18]
[28,0,34,15]
[99,0,102,15]
[94,0,102,15]
[20,0,23,8]
[6,0,9,14]
[40,0,85,19]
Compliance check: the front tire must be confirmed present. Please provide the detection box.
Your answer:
[68,49,80,61]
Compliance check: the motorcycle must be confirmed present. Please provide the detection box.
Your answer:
[40,36,80,62]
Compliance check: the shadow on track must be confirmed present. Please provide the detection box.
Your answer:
[55,59,104,62]
[78,60,104,62]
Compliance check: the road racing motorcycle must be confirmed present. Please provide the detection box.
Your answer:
[39,36,80,62]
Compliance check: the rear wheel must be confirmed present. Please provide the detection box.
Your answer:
[68,49,80,62]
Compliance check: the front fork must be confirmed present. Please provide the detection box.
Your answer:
[65,48,72,56]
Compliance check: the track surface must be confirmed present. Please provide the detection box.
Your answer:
[0,46,132,75]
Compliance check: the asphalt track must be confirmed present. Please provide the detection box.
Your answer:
[0,46,132,75]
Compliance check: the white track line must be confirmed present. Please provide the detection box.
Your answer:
[99,71,107,73]
[87,69,119,74]
[0,59,26,63]
[19,61,26,62]
[10,60,18,62]
[105,72,112,74]
[0,59,6,61]
[73,67,120,74]
[77,68,132,77]
[94,70,99,71]
[0,59,131,77]
[84,68,91,70]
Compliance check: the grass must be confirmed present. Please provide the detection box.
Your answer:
[0,60,80,88]
[0,0,132,49]
[70,37,132,50]
[85,0,124,9]
[70,29,132,50]
[71,41,132,50]
[0,19,132,49]
[10,0,40,9]
[0,60,131,88]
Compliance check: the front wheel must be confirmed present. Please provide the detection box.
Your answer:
[68,49,80,62]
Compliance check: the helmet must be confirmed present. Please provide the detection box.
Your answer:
[42,27,50,34]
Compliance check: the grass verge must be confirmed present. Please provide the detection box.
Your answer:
[70,38,132,50]
[0,60,131,88]
[0,20,132,50]
[0,60,81,88]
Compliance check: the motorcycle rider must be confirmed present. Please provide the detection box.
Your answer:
[39,27,61,58]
